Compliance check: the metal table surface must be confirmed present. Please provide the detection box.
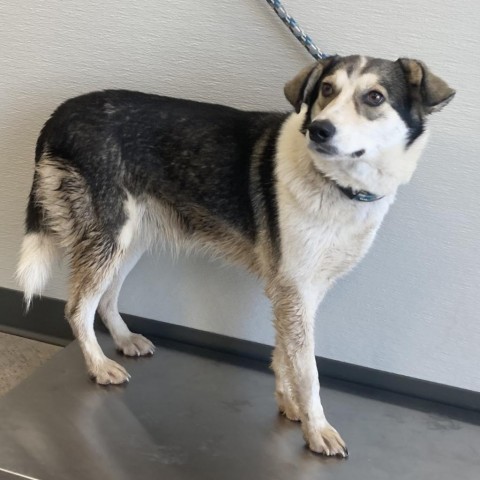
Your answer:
[0,332,479,480]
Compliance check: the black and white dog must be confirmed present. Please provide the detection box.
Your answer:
[17,55,454,456]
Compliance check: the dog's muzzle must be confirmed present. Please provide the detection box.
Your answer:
[308,120,366,158]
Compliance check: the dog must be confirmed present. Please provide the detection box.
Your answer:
[16,55,454,456]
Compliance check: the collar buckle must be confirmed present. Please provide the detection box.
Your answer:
[338,185,384,202]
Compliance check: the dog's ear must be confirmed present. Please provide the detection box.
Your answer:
[284,58,333,113]
[397,58,455,114]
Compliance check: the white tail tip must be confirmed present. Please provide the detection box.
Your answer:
[16,233,56,310]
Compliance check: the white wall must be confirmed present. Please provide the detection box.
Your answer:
[1,1,478,391]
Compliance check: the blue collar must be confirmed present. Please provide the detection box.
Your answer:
[337,185,384,202]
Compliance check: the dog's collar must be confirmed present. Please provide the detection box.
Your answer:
[337,185,384,202]
[312,164,384,202]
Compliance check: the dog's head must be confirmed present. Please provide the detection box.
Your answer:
[285,56,455,186]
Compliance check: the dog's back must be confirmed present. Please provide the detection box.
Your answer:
[40,90,285,237]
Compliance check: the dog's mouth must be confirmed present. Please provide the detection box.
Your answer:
[309,142,337,156]
[351,149,365,158]
[309,142,365,159]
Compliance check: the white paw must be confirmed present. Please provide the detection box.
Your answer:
[304,422,348,457]
[276,391,301,421]
[90,358,131,385]
[116,333,155,357]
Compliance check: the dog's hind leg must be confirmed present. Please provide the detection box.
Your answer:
[66,240,132,385]
[98,244,155,357]
[35,158,139,383]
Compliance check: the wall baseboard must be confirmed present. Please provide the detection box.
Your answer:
[1,286,479,413]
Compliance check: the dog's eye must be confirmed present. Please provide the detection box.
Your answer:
[365,90,385,106]
[321,83,334,97]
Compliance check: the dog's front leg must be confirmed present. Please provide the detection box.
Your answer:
[268,281,348,457]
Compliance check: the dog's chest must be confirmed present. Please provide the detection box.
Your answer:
[279,194,388,284]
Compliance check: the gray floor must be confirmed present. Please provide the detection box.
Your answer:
[0,332,479,480]
[0,332,61,396]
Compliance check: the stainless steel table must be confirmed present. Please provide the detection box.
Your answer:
[0,332,479,479]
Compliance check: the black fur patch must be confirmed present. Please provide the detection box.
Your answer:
[38,90,287,243]
[25,129,50,233]
[25,184,44,233]
[362,58,425,146]
[258,128,281,257]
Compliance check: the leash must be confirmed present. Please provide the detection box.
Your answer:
[265,0,330,60]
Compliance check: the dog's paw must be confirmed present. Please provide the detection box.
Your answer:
[116,333,155,357]
[304,423,348,457]
[90,358,131,385]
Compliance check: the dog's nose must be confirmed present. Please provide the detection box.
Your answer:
[308,120,336,143]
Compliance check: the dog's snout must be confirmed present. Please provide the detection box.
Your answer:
[308,120,336,144]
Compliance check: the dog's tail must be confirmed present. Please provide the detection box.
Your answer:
[16,131,58,310]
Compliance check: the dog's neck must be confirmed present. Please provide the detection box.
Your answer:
[277,110,429,200]
[309,144,424,198]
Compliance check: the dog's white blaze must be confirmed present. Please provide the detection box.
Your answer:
[16,232,57,310]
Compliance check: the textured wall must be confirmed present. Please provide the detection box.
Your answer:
[1,1,478,390]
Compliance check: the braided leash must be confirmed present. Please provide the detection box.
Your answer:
[265,0,330,60]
